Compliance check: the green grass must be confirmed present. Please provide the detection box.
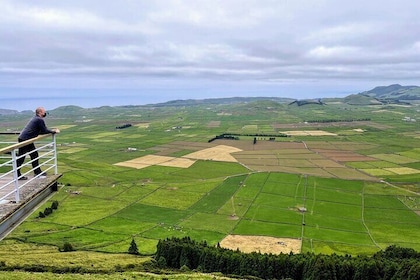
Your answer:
[304,227,374,245]
[252,192,301,209]
[114,203,187,224]
[262,181,304,197]
[364,194,408,209]
[304,214,366,232]
[140,188,204,210]
[189,175,246,213]
[304,239,379,255]
[309,200,362,220]
[41,196,127,226]
[308,187,361,205]
[363,182,414,196]
[362,168,396,176]
[370,153,418,164]
[179,212,239,234]
[245,205,302,225]
[400,148,420,160]
[364,207,420,224]
[233,220,302,238]
[217,196,253,217]
[235,173,267,199]
[367,223,420,250]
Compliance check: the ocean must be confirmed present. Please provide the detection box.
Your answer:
[0,94,171,112]
[0,85,354,112]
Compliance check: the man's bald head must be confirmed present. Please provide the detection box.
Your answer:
[35,107,46,117]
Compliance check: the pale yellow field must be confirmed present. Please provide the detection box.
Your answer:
[158,157,196,168]
[131,155,175,164]
[114,155,196,169]
[384,167,420,175]
[362,169,396,176]
[115,145,243,169]
[114,162,150,169]
[220,235,301,254]
[183,145,242,162]
[134,123,150,128]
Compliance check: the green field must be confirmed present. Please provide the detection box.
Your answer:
[0,99,419,274]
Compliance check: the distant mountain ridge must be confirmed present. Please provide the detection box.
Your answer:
[0,108,19,115]
[1,85,419,114]
[359,84,420,100]
[146,96,294,107]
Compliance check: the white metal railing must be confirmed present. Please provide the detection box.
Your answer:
[0,134,57,203]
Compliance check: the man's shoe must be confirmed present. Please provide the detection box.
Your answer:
[18,176,28,181]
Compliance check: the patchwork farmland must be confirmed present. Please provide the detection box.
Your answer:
[0,99,419,275]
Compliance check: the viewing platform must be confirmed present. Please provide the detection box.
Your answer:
[0,134,61,239]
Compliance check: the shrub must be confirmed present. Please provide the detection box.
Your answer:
[51,200,59,210]
[60,242,74,252]
[43,207,53,216]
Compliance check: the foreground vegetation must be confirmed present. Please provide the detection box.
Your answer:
[156,237,420,280]
[0,97,419,278]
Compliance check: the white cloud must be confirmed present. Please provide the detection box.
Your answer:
[306,46,362,60]
[0,0,420,109]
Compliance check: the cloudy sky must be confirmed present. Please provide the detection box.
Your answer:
[1,0,420,110]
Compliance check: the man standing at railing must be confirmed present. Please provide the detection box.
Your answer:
[16,107,60,180]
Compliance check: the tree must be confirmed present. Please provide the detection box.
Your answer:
[128,238,139,255]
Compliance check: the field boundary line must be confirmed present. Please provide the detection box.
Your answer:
[300,175,307,244]
[310,179,316,215]
[361,184,381,250]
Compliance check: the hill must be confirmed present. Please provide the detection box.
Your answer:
[343,94,383,105]
[359,84,420,101]
[0,108,19,115]
[144,96,294,107]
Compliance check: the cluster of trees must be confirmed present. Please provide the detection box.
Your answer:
[116,123,132,129]
[208,134,239,142]
[208,133,288,143]
[304,118,371,123]
[155,237,420,280]
[289,99,325,106]
[38,200,59,218]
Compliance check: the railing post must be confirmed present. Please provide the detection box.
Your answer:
[11,149,20,203]
[53,134,58,175]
